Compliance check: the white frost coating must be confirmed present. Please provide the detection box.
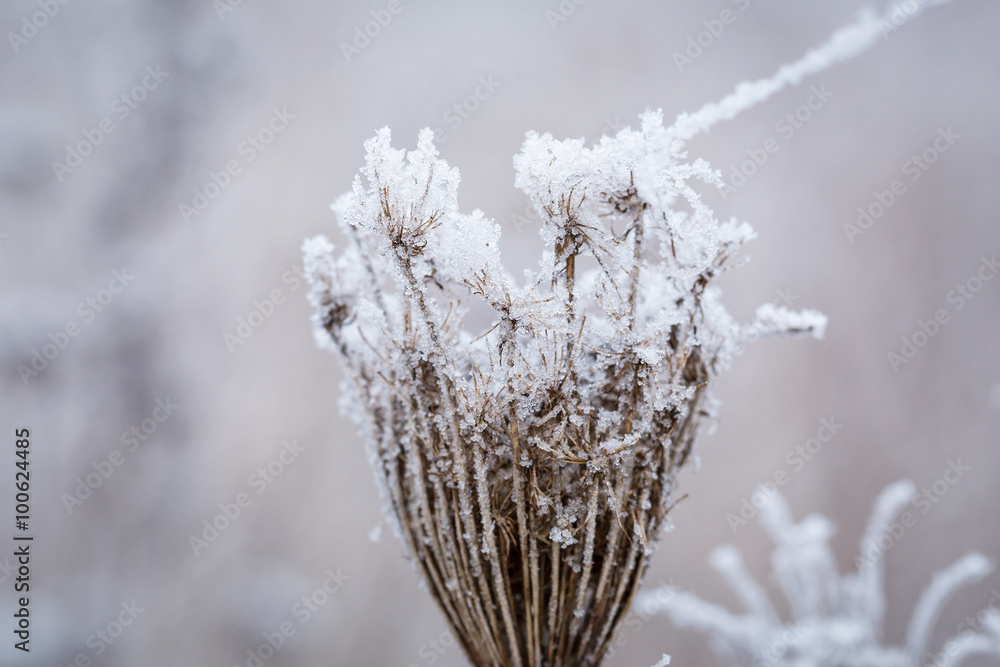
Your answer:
[642,482,1000,667]
[650,654,671,667]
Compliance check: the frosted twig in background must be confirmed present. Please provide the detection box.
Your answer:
[667,0,960,145]
[640,482,1000,667]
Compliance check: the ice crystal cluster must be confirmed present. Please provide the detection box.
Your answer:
[301,3,959,665]
[641,482,1000,667]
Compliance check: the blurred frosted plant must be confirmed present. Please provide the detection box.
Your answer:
[303,3,960,665]
[640,481,1000,667]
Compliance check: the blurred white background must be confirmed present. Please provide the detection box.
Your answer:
[1,0,998,665]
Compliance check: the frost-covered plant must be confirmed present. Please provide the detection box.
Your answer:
[302,125,820,666]
[303,3,956,665]
[640,482,1000,667]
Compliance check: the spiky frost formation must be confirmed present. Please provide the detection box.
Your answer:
[640,482,1000,667]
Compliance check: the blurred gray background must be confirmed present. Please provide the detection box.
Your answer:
[1,0,998,665]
